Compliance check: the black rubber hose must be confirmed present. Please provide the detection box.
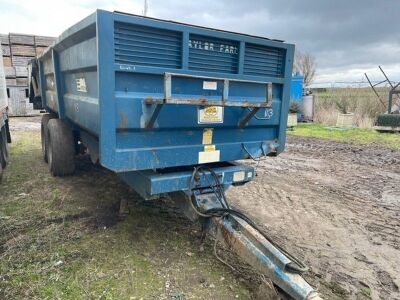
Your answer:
[204,207,308,274]
[188,166,309,274]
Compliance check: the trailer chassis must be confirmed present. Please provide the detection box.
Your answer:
[119,162,320,300]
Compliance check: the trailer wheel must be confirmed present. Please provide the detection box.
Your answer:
[47,119,75,176]
[41,114,55,163]
[0,126,8,169]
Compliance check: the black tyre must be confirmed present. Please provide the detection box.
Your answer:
[41,114,54,163]
[0,126,8,169]
[47,119,75,176]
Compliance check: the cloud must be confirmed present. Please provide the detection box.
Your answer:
[0,0,399,84]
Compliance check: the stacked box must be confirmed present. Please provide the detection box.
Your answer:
[9,34,34,45]
[0,34,9,45]
[5,78,17,86]
[1,44,10,57]
[3,56,11,67]
[11,44,36,56]
[1,32,55,115]
[35,46,49,57]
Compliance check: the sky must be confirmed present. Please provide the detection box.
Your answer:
[1,0,399,87]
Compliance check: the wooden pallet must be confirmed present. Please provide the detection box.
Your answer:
[11,44,36,57]
[1,44,10,57]
[16,77,28,86]
[4,66,15,78]
[9,33,34,45]
[6,78,17,86]
[15,66,28,77]
[35,46,49,57]
[11,56,32,66]
[35,35,55,47]
[3,56,11,67]
[0,33,9,45]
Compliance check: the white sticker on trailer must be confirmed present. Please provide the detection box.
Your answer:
[203,81,217,90]
[76,78,87,93]
[198,150,220,164]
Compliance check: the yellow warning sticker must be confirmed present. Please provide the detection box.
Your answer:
[204,145,216,152]
[202,128,213,145]
[198,106,223,124]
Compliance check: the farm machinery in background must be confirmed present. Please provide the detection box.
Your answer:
[365,66,400,132]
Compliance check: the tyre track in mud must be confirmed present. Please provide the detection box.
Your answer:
[227,136,400,299]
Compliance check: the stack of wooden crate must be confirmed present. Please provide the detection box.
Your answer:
[0,33,55,115]
[1,33,55,86]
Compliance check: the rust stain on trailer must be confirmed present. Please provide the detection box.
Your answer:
[144,97,154,105]
[119,112,128,130]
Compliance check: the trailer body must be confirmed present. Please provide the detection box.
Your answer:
[34,10,293,174]
[31,11,320,299]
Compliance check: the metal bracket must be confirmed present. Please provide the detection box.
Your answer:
[144,73,273,128]
[239,107,260,128]
[163,72,273,107]
[144,98,164,129]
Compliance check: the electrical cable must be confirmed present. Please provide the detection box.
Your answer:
[188,166,308,274]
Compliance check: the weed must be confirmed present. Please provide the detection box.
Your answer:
[313,87,388,128]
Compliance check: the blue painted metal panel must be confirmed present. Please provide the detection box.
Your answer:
[115,22,182,68]
[188,34,239,74]
[38,9,294,172]
[290,73,304,120]
[244,43,285,77]
[119,162,254,199]
[290,73,303,102]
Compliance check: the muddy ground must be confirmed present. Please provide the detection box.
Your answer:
[230,136,400,299]
[1,116,399,299]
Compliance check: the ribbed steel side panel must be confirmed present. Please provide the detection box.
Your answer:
[114,22,182,68]
[244,43,284,77]
[188,34,239,74]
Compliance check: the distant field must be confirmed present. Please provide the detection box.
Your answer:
[312,87,391,128]
[288,123,400,150]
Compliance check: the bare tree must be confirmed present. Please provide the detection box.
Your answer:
[293,50,316,87]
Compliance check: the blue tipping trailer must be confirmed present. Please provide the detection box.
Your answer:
[0,43,11,182]
[30,10,319,299]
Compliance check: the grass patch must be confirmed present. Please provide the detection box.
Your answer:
[288,123,400,150]
[0,128,251,299]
